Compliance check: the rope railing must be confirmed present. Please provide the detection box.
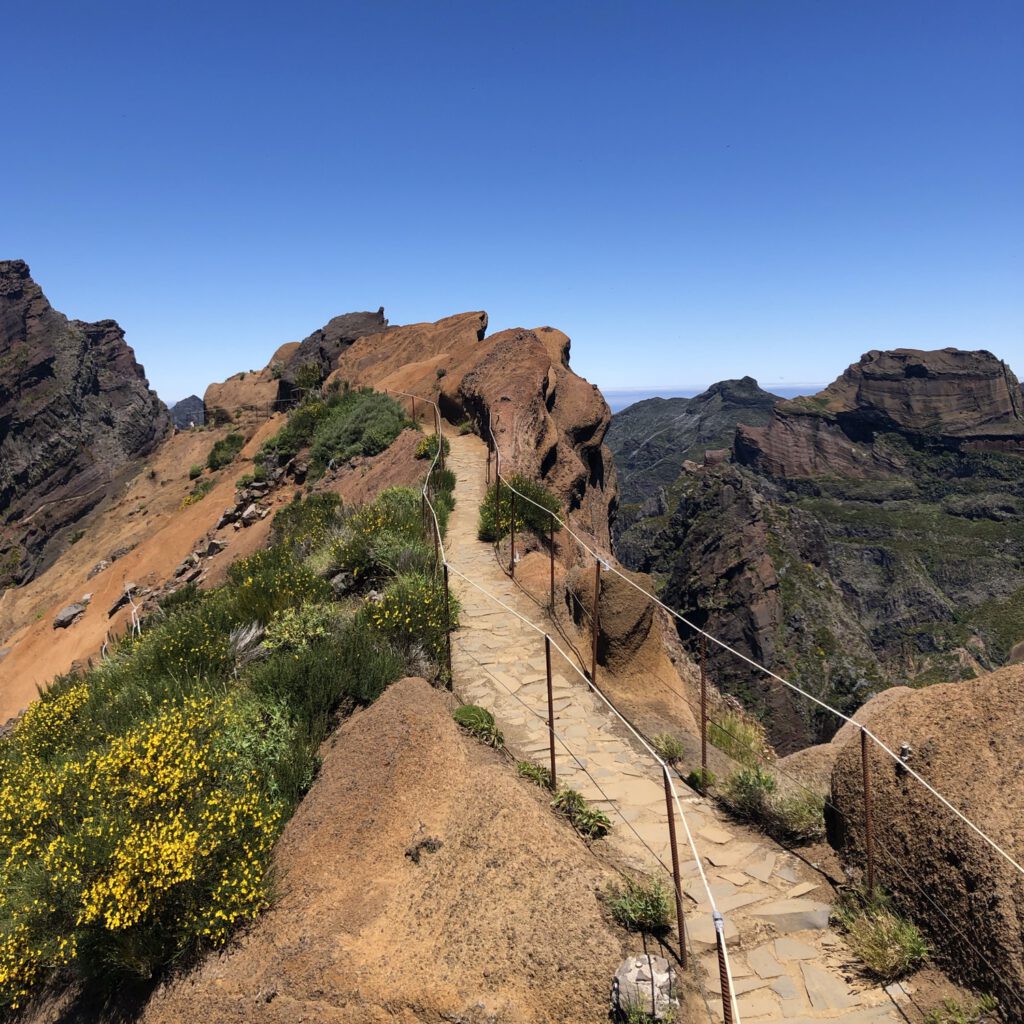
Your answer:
[481,410,1024,884]
[395,388,742,1022]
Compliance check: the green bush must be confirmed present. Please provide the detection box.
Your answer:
[207,432,245,471]
[415,434,450,460]
[452,705,503,748]
[722,765,825,841]
[262,603,339,653]
[708,709,770,767]
[292,361,323,391]
[516,761,552,788]
[271,493,343,554]
[188,463,203,480]
[606,875,672,932]
[181,477,215,507]
[308,389,408,475]
[834,890,929,981]
[923,996,999,1024]
[652,733,685,765]
[478,474,560,542]
[551,787,612,839]
[684,767,716,793]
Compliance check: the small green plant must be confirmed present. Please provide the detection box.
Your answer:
[435,366,447,379]
[606,875,671,932]
[652,733,685,765]
[923,996,999,1024]
[684,767,716,792]
[478,474,561,541]
[833,889,929,981]
[207,432,245,471]
[771,788,827,841]
[292,361,324,391]
[457,419,474,435]
[181,477,215,507]
[68,528,86,546]
[189,463,204,480]
[708,709,770,767]
[724,764,776,815]
[415,433,450,460]
[262,603,339,653]
[551,786,612,839]
[269,360,284,379]
[452,705,504,748]
[516,761,552,788]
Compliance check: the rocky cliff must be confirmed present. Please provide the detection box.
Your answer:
[613,349,1024,751]
[0,261,169,590]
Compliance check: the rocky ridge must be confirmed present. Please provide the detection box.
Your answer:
[613,348,1024,752]
[0,260,169,591]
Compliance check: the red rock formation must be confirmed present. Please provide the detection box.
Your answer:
[737,348,1024,478]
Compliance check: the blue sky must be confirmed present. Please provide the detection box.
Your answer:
[4,1,1021,402]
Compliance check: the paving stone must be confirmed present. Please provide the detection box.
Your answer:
[771,975,800,1000]
[787,881,818,898]
[800,961,860,1010]
[735,990,780,1020]
[698,825,733,844]
[747,944,786,978]
[745,852,777,881]
[774,937,818,960]
[753,899,830,932]
[720,870,750,886]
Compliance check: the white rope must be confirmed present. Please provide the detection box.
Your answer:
[483,417,1024,880]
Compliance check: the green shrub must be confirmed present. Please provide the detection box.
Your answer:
[189,464,204,480]
[708,709,769,767]
[606,875,671,932]
[652,733,685,765]
[308,389,408,475]
[453,705,503,748]
[457,419,474,435]
[723,764,776,817]
[292,361,323,391]
[362,573,458,660]
[271,493,343,554]
[722,765,825,841]
[262,603,339,653]
[516,761,552,788]
[684,767,716,792]
[181,477,215,507]
[227,547,332,624]
[415,434,450,460]
[478,474,560,542]
[834,890,929,981]
[551,787,612,839]
[207,432,245,471]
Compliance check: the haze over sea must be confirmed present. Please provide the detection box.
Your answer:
[605,384,821,413]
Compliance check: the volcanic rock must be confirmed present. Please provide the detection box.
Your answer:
[829,666,1024,1007]
[169,394,206,429]
[0,260,169,590]
[53,604,86,629]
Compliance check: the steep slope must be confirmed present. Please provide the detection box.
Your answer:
[0,261,169,590]
[614,348,1024,751]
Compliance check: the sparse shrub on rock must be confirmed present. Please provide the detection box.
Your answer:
[478,473,560,542]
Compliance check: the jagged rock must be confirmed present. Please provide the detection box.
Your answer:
[240,504,259,526]
[565,564,654,670]
[86,559,110,579]
[80,593,92,605]
[216,508,238,530]
[202,539,227,557]
[107,583,138,618]
[0,261,168,591]
[169,394,205,429]
[174,553,200,577]
[108,543,137,562]
[329,572,355,595]
[611,954,676,1020]
[53,604,87,629]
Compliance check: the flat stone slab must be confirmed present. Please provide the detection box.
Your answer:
[775,937,818,960]
[698,825,733,844]
[753,899,830,933]
[801,961,860,1011]
[735,990,781,1020]
[747,944,786,978]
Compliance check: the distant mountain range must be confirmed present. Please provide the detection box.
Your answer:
[603,384,822,412]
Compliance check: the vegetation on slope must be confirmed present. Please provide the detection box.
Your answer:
[0,404,457,1010]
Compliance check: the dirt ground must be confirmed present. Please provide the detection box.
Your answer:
[25,677,702,1024]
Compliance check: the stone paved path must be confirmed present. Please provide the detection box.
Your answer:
[443,431,902,1022]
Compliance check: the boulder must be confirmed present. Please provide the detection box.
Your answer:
[53,603,86,629]
[565,563,654,670]
[611,954,676,1020]
[829,666,1024,1006]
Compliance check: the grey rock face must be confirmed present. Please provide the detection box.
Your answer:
[169,394,206,429]
[0,260,170,590]
[53,603,87,629]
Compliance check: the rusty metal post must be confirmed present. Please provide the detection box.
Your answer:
[700,634,708,782]
[591,557,601,682]
[486,446,491,485]
[412,395,417,423]
[549,513,556,611]
[545,635,557,791]
[509,490,516,578]
[443,563,453,688]
[715,915,734,1024]
[495,471,502,537]
[662,767,688,969]
[421,491,427,532]
[432,513,440,572]
[437,411,445,471]
[861,727,876,893]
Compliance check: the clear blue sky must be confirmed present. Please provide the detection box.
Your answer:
[4,1,1022,402]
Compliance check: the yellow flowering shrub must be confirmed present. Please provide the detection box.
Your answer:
[363,572,458,658]
[0,695,281,1006]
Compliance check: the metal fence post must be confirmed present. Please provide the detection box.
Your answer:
[509,490,516,578]
[549,513,556,611]
[443,563,453,689]
[861,727,876,893]
[662,768,688,969]
[412,395,417,423]
[591,557,601,682]
[486,447,491,485]
[715,914,734,1024]
[438,411,445,471]
[700,634,708,782]
[545,635,557,791]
